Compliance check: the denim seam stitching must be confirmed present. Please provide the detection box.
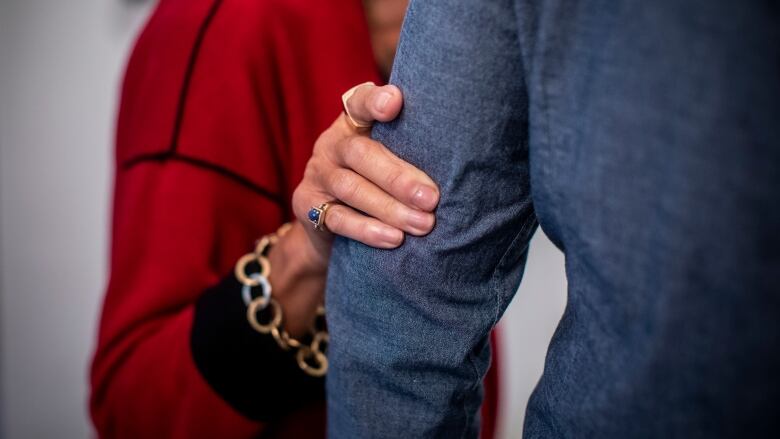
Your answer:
[462,214,532,438]
[489,215,536,326]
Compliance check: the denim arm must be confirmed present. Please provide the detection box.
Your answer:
[325,0,537,437]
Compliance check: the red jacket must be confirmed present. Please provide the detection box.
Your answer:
[90,0,500,437]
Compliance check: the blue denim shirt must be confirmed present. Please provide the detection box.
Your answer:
[326,0,780,437]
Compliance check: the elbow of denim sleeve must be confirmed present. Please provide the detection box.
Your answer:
[324,203,536,437]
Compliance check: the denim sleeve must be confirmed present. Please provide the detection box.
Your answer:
[325,0,537,436]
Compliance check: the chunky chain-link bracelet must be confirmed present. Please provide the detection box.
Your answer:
[234,223,329,377]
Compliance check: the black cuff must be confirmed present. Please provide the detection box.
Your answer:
[191,274,325,422]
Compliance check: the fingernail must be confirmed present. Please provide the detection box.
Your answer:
[377,226,403,246]
[407,210,433,233]
[375,91,392,112]
[413,185,439,211]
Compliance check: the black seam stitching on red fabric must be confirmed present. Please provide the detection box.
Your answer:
[168,0,224,153]
[135,0,284,208]
[122,151,284,206]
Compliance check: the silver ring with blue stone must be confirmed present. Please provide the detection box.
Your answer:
[308,202,334,232]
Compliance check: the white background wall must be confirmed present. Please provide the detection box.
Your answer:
[0,1,567,437]
[0,1,154,437]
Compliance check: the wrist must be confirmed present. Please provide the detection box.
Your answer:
[265,222,328,337]
[271,221,329,279]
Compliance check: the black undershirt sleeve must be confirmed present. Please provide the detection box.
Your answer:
[190,274,324,422]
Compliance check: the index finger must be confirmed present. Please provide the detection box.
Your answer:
[344,83,403,126]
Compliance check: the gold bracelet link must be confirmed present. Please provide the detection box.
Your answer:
[296,346,328,378]
[235,253,271,287]
[247,298,281,334]
[270,325,304,351]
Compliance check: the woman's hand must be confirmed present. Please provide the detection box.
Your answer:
[292,83,439,266]
[267,83,438,336]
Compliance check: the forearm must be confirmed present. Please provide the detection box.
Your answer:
[325,0,536,436]
[191,221,332,421]
[265,221,328,337]
[192,272,325,422]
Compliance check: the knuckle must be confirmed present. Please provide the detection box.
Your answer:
[330,170,360,200]
[384,167,405,192]
[302,159,327,188]
[315,130,344,163]
[333,136,351,163]
[380,196,400,220]
[302,159,318,180]
[291,185,302,205]
[291,186,309,219]
[345,136,371,165]
[385,166,404,188]
[312,132,330,155]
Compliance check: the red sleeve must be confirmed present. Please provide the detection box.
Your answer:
[89,0,380,437]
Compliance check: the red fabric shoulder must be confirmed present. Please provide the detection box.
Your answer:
[117,0,381,213]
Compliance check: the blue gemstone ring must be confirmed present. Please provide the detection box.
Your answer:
[308,202,334,232]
